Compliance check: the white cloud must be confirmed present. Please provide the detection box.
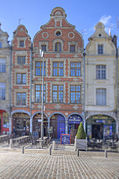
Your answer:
[99,15,112,25]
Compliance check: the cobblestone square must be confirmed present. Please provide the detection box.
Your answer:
[0,148,119,179]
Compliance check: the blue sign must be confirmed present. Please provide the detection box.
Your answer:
[61,134,71,144]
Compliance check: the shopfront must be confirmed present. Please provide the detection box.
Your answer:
[50,114,65,139]
[68,114,83,143]
[0,110,9,134]
[12,113,30,136]
[86,115,116,139]
[32,113,48,138]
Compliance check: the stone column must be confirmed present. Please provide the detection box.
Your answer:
[30,117,32,134]
[65,118,68,134]
[9,116,12,135]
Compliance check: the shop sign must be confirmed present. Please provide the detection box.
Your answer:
[96,120,105,123]
[48,127,53,133]
[92,115,108,120]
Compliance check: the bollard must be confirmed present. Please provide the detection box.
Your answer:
[9,139,13,148]
[49,145,52,155]
[77,149,80,157]
[22,146,24,154]
[52,141,55,150]
[104,149,107,158]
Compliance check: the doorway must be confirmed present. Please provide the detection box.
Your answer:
[92,124,103,139]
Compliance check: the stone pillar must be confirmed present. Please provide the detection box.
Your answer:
[30,117,32,134]
[65,118,68,134]
[9,116,12,135]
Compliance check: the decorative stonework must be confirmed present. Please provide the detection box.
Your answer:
[55,104,61,110]
[42,32,49,39]
[73,105,79,110]
[86,111,117,121]
[68,32,75,39]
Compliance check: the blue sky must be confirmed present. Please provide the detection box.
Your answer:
[0,0,119,47]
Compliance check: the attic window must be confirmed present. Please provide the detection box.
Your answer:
[99,34,102,37]
[56,31,61,36]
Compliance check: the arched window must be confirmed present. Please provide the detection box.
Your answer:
[55,42,61,52]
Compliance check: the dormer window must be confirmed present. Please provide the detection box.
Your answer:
[19,40,24,47]
[98,44,103,54]
[0,41,2,48]
[55,42,61,52]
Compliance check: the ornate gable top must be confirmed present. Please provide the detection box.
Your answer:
[50,7,67,18]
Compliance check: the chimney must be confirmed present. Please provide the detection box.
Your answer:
[112,35,117,48]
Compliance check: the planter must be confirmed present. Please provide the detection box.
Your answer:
[74,137,87,151]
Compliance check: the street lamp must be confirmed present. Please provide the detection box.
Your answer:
[40,49,44,140]
[83,49,86,130]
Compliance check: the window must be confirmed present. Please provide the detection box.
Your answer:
[53,85,63,103]
[70,85,81,103]
[0,42,2,48]
[35,61,46,76]
[0,59,6,72]
[53,62,63,76]
[96,65,106,79]
[19,40,24,47]
[0,83,6,100]
[56,31,61,36]
[70,62,81,76]
[96,88,106,105]
[55,42,61,52]
[35,84,46,103]
[41,45,46,52]
[70,45,75,53]
[17,56,26,65]
[16,73,26,84]
[16,93,26,105]
[98,44,103,54]
[3,112,9,128]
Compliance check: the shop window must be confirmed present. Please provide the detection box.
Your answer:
[19,40,24,47]
[96,88,106,105]
[35,61,46,76]
[70,62,81,76]
[70,85,81,103]
[3,112,9,128]
[16,73,26,84]
[17,56,26,65]
[53,62,63,76]
[0,83,6,100]
[0,41,2,48]
[70,45,75,53]
[41,45,46,52]
[0,59,6,72]
[52,85,63,103]
[98,44,103,54]
[35,84,46,103]
[96,65,106,79]
[16,92,26,105]
[55,42,61,52]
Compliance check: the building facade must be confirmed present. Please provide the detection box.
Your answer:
[31,7,84,141]
[0,7,119,140]
[85,22,117,139]
[0,24,11,134]
[11,25,31,136]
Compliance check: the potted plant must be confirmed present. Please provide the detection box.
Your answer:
[74,122,87,151]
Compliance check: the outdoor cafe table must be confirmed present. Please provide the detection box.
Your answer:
[13,136,30,145]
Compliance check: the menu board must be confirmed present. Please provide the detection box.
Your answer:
[61,134,71,144]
